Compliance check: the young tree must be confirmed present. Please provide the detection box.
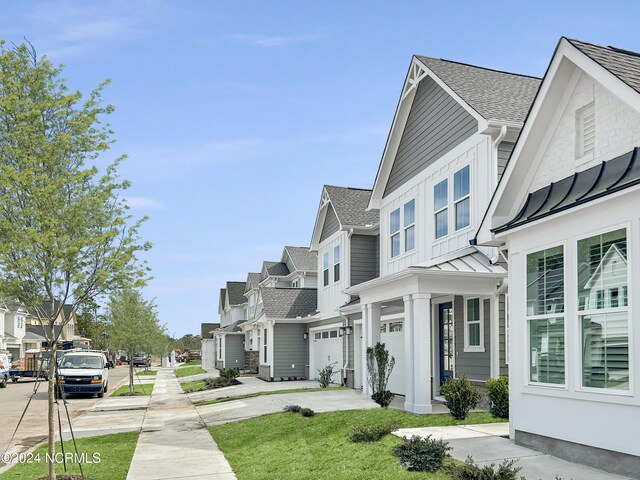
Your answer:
[366,342,395,408]
[107,289,166,392]
[0,42,150,479]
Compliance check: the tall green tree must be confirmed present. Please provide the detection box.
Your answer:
[106,289,166,391]
[0,42,150,479]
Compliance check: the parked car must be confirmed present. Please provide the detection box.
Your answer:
[57,350,109,398]
[132,353,150,367]
[0,351,10,388]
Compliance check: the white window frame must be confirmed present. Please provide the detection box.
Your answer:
[390,208,401,257]
[464,296,485,353]
[263,327,268,364]
[333,245,340,283]
[575,224,632,395]
[323,252,329,287]
[292,279,299,288]
[434,179,448,239]
[453,165,471,231]
[404,199,415,252]
[524,242,567,389]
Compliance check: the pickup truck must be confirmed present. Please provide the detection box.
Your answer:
[57,350,109,398]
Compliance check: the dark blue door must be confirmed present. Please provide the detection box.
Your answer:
[439,302,454,385]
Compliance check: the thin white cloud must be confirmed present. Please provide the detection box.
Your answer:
[124,196,163,209]
[229,33,324,48]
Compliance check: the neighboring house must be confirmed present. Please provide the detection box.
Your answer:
[200,322,220,370]
[25,301,88,348]
[240,246,318,381]
[346,54,540,413]
[213,281,247,370]
[0,301,9,353]
[308,185,380,386]
[477,38,640,478]
[3,303,29,360]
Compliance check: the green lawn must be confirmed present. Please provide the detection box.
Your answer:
[210,409,502,480]
[111,382,154,396]
[174,365,206,378]
[0,432,139,480]
[195,386,348,405]
[180,360,201,367]
[136,370,157,376]
[181,379,208,393]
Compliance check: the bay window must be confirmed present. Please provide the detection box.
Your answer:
[577,228,629,391]
[527,246,565,385]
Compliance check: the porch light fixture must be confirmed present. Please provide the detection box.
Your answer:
[339,326,353,336]
[303,332,309,340]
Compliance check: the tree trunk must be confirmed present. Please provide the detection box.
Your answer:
[129,350,134,394]
[48,343,57,480]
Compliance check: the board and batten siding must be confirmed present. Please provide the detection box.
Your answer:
[383,77,478,197]
[497,141,515,182]
[224,335,246,369]
[273,323,308,378]
[454,296,490,382]
[498,294,508,376]
[350,234,380,286]
[320,204,340,242]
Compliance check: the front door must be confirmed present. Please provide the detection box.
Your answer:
[439,302,454,385]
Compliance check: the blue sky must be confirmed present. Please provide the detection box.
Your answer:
[1,1,639,337]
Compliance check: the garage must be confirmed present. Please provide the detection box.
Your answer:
[381,319,405,395]
[310,327,343,384]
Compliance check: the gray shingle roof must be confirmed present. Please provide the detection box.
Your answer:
[244,272,261,294]
[226,281,247,306]
[201,322,220,338]
[219,288,226,310]
[261,287,317,319]
[567,38,640,94]
[218,320,245,333]
[261,261,290,281]
[416,56,541,124]
[325,185,379,227]
[284,246,317,272]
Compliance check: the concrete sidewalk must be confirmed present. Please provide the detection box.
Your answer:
[126,368,236,480]
[394,424,632,480]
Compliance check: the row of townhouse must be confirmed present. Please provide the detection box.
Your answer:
[1,300,87,361]
[203,37,640,478]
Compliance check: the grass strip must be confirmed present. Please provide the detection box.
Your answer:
[210,410,502,480]
[111,382,154,396]
[194,386,348,406]
[0,431,139,480]
[174,365,206,378]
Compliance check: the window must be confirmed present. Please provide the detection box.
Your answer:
[218,337,223,360]
[389,321,403,332]
[465,298,483,351]
[329,330,338,338]
[390,208,400,257]
[434,179,448,239]
[454,166,470,230]
[323,252,329,286]
[527,246,565,385]
[17,315,24,329]
[404,200,415,251]
[333,245,341,282]
[575,101,595,159]
[322,331,329,339]
[380,323,387,333]
[314,332,321,340]
[578,228,628,391]
[292,279,299,288]
[263,328,268,364]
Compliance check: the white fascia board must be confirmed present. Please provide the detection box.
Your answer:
[369,56,489,210]
[310,189,332,250]
[339,303,362,315]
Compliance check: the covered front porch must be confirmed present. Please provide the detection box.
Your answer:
[347,248,506,414]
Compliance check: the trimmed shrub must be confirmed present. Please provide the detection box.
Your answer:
[283,405,302,413]
[366,342,395,408]
[392,435,451,472]
[439,375,482,420]
[486,375,509,419]
[300,408,315,417]
[220,368,240,386]
[318,362,339,388]
[371,390,395,408]
[348,422,398,443]
[445,456,524,480]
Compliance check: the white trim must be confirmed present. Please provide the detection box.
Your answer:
[463,296,485,353]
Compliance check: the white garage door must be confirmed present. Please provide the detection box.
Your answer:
[381,320,405,395]
[311,328,343,384]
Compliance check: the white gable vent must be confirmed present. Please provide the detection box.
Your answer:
[575,101,595,159]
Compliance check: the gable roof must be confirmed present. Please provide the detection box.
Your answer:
[284,246,317,272]
[566,38,640,94]
[217,320,245,333]
[201,322,220,338]
[584,244,627,289]
[260,287,317,319]
[476,37,640,245]
[244,272,261,294]
[369,55,540,208]
[416,56,541,124]
[219,288,227,311]
[261,261,290,281]
[226,281,247,306]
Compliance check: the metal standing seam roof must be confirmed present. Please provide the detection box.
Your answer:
[495,148,640,233]
[324,185,379,227]
[416,56,541,124]
[414,247,506,275]
[284,246,317,272]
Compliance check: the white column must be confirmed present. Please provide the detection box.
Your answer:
[490,294,500,379]
[403,295,415,412]
[413,293,433,414]
[368,303,381,347]
[361,305,370,397]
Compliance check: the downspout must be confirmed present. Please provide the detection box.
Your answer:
[339,314,350,386]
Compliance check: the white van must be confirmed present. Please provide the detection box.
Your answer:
[57,350,109,398]
[0,351,11,388]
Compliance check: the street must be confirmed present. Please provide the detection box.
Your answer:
[0,365,130,457]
